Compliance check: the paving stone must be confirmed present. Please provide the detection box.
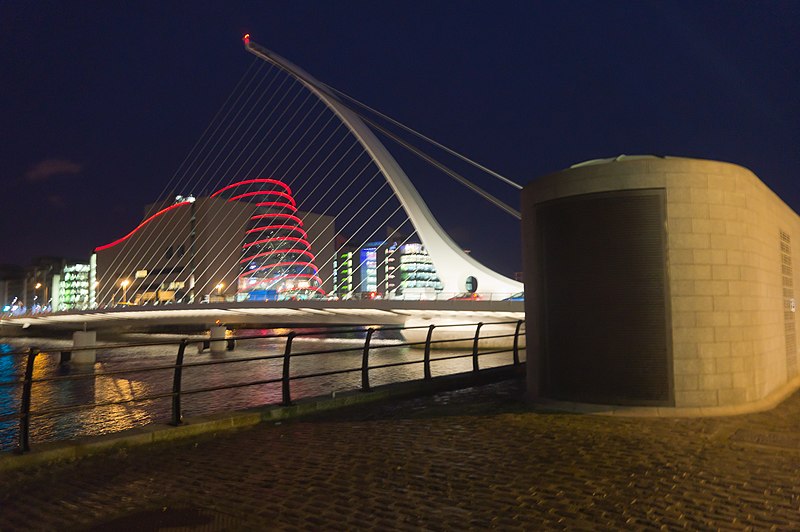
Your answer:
[1,379,799,529]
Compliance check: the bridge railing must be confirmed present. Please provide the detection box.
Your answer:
[0,319,525,454]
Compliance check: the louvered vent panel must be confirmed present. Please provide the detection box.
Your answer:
[780,230,797,378]
[537,190,672,405]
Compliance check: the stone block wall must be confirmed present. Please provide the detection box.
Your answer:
[522,156,799,408]
[663,159,798,406]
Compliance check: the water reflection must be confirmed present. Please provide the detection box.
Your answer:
[0,344,22,448]
[0,329,523,451]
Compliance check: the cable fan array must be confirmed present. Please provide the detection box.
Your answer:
[95,40,522,305]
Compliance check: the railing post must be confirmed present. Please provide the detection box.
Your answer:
[423,325,435,380]
[281,332,296,406]
[170,339,188,426]
[472,322,484,373]
[361,328,374,392]
[17,347,38,454]
[513,320,523,366]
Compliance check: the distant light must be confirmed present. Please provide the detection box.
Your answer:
[186,195,196,203]
[243,33,250,45]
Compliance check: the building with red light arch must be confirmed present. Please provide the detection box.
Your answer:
[94,179,334,305]
[94,196,251,306]
[211,179,330,299]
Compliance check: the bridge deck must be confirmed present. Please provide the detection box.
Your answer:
[1,300,524,332]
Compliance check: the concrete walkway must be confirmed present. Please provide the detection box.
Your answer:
[1,379,799,530]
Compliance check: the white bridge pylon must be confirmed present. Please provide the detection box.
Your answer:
[244,39,522,297]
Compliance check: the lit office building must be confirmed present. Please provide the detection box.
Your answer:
[359,244,379,293]
[333,239,442,299]
[333,247,360,298]
[51,261,92,311]
[334,241,392,299]
[394,243,443,296]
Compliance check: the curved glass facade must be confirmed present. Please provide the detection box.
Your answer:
[212,179,325,300]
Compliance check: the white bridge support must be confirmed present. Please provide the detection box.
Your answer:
[210,325,228,354]
[244,40,522,297]
[72,330,96,364]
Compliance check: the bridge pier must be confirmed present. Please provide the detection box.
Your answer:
[210,325,228,354]
[72,330,97,364]
[198,337,235,353]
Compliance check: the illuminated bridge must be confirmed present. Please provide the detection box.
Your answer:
[2,300,523,333]
[6,35,525,333]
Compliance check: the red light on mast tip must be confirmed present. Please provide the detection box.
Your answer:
[243,33,250,44]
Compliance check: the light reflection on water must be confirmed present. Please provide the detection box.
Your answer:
[0,329,521,452]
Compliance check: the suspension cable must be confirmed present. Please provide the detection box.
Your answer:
[322,82,523,190]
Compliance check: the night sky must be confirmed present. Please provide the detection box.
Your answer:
[2,1,798,277]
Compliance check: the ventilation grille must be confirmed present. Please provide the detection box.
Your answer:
[780,230,797,378]
[537,190,671,405]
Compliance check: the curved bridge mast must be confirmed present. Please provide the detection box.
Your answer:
[244,38,522,296]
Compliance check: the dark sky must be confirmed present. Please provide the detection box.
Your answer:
[2,1,798,276]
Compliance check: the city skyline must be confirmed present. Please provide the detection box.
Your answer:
[2,2,799,276]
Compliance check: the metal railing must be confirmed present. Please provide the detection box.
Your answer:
[0,319,524,454]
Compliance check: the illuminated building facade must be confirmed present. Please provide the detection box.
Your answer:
[333,246,360,298]
[395,243,443,295]
[212,179,327,300]
[51,261,92,311]
[334,242,389,299]
[95,196,252,306]
[95,179,334,305]
[359,244,379,293]
[333,239,442,299]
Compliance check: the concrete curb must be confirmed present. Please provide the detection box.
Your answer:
[0,365,524,472]
[532,372,800,418]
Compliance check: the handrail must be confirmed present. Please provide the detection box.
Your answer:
[170,340,187,426]
[2,319,524,453]
[4,332,491,388]
[18,348,38,452]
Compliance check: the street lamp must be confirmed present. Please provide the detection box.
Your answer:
[215,282,224,295]
[120,279,130,304]
[34,282,42,308]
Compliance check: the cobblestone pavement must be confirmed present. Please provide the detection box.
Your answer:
[2,379,799,530]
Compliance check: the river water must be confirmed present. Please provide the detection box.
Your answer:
[0,328,520,452]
